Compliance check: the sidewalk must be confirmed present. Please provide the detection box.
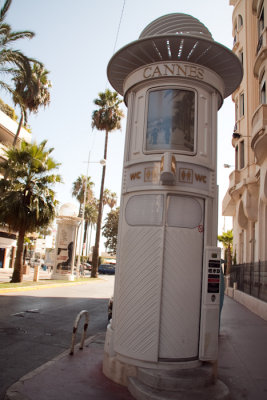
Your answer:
[218,296,267,399]
[4,296,267,400]
[0,268,53,283]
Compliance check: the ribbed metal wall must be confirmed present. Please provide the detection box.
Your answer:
[114,226,163,362]
[159,222,204,360]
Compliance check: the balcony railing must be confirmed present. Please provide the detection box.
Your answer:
[251,104,267,139]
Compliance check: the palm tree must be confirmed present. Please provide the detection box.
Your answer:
[0,0,35,94]
[72,174,94,217]
[72,175,95,263]
[84,198,98,255]
[0,139,62,282]
[12,62,51,146]
[218,230,233,275]
[103,188,117,209]
[91,89,124,277]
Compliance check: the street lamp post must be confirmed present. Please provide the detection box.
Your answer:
[76,155,106,279]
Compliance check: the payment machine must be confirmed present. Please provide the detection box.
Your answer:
[199,247,221,360]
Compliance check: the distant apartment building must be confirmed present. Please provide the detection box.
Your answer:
[222,0,267,263]
[0,107,31,269]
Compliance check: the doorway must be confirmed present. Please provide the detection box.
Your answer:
[0,248,5,268]
[159,195,204,360]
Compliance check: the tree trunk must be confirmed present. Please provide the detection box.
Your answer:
[226,244,232,275]
[88,223,93,255]
[3,113,24,179]
[11,227,26,283]
[91,130,108,278]
[83,221,88,256]
[13,112,24,147]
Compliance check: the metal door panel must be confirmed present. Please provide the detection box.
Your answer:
[159,196,204,360]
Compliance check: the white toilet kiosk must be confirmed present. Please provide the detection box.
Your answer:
[103,14,242,396]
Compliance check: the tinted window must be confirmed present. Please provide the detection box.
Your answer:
[146,89,195,153]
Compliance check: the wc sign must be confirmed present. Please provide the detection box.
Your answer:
[179,168,207,184]
[127,163,210,192]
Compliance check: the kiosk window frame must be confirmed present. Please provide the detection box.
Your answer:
[144,86,197,155]
[125,194,164,226]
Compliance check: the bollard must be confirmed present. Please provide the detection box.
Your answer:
[69,310,89,355]
[33,265,39,282]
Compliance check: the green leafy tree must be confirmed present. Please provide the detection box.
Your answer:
[0,140,62,282]
[0,0,35,94]
[102,207,120,255]
[91,89,124,278]
[12,62,51,146]
[218,229,233,275]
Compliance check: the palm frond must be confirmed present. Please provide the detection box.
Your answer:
[0,0,11,23]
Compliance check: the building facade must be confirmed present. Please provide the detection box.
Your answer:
[0,108,31,269]
[223,0,267,264]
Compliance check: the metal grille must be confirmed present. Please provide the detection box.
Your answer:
[230,261,267,303]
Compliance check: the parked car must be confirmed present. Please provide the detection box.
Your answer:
[82,263,92,271]
[98,264,115,275]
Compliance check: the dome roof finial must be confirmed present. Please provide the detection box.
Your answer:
[139,13,213,41]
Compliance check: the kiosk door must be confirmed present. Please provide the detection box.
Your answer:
[159,195,204,360]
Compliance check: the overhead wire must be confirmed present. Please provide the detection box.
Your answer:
[105,0,126,89]
[112,0,126,55]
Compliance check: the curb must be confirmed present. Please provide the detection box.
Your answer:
[0,278,104,294]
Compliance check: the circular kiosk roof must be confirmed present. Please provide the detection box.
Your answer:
[107,13,243,98]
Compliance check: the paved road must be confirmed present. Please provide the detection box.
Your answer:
[0,276,114,400]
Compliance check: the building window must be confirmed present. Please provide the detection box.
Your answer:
[238,15,243,30]
[239,230,244,264]
[260,81,266,104]
[260,73,266,104]
[235,145,238,169]
[146,88,196,154]
[257,4,264,53]
[233,20,238,45]
[239,50,243,66]
[235,100,239,121]
[240,140,245,169]
[239,93,245,117]
[258,4,264,37]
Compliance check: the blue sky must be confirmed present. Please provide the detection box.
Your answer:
[3,0,235,234]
